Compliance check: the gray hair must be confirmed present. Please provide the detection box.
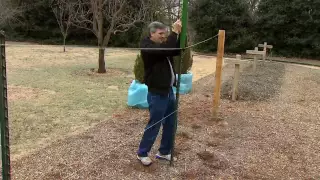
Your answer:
[148,21,168,35]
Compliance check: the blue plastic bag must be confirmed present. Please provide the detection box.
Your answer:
[173,73,193,94]
[127,80,149,109]
[127,73,193,109]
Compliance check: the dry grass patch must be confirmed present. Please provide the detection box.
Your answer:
[6,44,138,69]
[8,85,56,101]
[7,46,137,159]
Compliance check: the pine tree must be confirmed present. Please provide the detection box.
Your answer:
[174,38,193,74]
[256,0,320,58]
[190,0,256,53]
[133,54,145,83]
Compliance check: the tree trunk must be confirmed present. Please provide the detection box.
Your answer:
[63,35,66,52]
[98,48,106,73]
[97,0,106,73]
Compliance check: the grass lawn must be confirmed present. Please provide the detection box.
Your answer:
[6,45,138,159]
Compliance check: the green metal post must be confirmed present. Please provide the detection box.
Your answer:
[0,31,11,180]
[170,0,188,166]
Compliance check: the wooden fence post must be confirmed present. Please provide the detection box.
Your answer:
[254,47,258,71]
[246,48,264,72]
[258,42,273,61]
[232,55,241,101]
[213,30,225,119]
[263,42,267,61]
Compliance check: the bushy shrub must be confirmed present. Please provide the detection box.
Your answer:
[133,54,145,83]
[174,44,193,74]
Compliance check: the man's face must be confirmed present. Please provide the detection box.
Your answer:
[150,28,168,43]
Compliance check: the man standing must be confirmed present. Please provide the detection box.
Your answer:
[137,20,182,166]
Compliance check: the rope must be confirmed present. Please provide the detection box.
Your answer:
[185,34,218,49]
[140,110,178,134]
[0,34,219,51]
[142,110,178,134]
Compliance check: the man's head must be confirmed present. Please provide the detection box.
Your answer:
[148,21,168,43]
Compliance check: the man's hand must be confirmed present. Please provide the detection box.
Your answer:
[172,19,182,34]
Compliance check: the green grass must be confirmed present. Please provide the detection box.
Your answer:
[7,50,137,159]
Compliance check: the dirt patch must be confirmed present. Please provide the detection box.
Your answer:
[197,151,228,170]
[197,151,215,161]
[179,169,210,180]
[207,140,221,147]
[176,131,192,139]
[72,68,128,77]
[191,55,226,82]
[126,161,159,174]
[191,124,202,130]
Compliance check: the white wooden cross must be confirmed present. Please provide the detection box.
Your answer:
[246,47,264,72]
[258,42,273,60]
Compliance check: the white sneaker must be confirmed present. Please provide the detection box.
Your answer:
[137,155,152,166]
[155,152,177,161]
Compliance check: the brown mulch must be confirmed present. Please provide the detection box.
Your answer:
[11,61,320,180]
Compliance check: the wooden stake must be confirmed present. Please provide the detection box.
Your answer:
[246,47,263,71]
[258,42,273,61]
[258,43,273,49]
[254,47,258,72]
[263,42,267,61]
[232,55,241,101]
[213,30,225,119]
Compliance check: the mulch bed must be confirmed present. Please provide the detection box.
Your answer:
[10,61,320,180]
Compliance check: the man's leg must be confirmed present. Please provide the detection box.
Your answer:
[137,92,169,157]
[158,88,176,156]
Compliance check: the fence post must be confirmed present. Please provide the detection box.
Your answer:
[213,30,225,119]
[254,47,258,72]
[263,42,267,61]
[258,42,273,61]
[0,31,11,180]
[232,55,241,101]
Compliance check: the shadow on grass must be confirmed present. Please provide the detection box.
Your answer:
[221,62,286,101]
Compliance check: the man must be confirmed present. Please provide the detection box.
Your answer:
[137,20,182,166]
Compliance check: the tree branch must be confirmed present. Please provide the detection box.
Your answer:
[72,0,98,37]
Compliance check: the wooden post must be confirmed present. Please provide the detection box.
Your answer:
[258,42,273,61]
[232,55,241,101]
[246,48,264,72]
[263,42,267,61]
[253,47,258,72]
[213,30,225,119]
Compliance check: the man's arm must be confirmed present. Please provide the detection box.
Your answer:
[140,32,181,56]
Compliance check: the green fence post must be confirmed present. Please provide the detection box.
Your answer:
[0,31,11,180]
[170,0,188,166]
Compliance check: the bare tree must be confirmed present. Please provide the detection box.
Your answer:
[51,0,76,52]
[73,0,147,73]
[0,0,20,27]
[163,0,180,24]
